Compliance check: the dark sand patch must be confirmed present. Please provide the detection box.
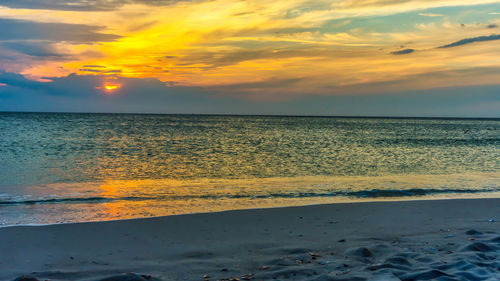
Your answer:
[2,199,500,280]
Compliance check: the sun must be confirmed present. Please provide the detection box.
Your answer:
[104,84,120,92]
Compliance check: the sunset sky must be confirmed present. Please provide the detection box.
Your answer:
[1,0,500,116]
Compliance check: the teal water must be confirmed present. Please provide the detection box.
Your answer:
[1,113,500,225]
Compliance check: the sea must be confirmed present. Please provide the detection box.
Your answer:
[1,112,500,226]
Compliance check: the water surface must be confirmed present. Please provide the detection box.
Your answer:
[1,113,500,225]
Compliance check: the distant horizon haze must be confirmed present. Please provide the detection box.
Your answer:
[2,111,500,120]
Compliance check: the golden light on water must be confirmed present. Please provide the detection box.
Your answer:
[89,173,500,223]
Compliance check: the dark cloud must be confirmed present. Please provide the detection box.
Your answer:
[0,71,42,90]
[0,41,69,58]
[0,0,187,11]
[209,78,305,97]
[325,67,500,95]
[200,26,315,43]
[176,46,365,70]
[79,69,103,72]
[487,24,498,29]
[205,66,500,100]
[0,18,119,65]
[232,11,255,17]
[127,21,159,32]
[0,18,120,43]
[391,48,414,55]
[200,49,312,68]
[0,71,205,100]
[1,71,499,117]
[80,68,122,74]
[83,65,106,68]
[0,71,239,114]
[438,34,500,48]
[290,84,500,118]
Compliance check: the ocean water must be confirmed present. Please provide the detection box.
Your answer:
[1,113,500,225]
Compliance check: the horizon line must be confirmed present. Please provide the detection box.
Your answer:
[1,110,500,120]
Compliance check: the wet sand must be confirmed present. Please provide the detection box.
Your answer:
[1,198,500,281]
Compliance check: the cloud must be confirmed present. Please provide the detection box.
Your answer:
[0,18,120,43]
[438,34,500,48]
[0,71,201,99]
[204,66,500,101]
[0,71,240,114]
[0,18,121,75]
[209,77,305,96]
[487,24,498,28]
[79,69,102,72]
[0,41,69,58]
[1,71,500,117]
[82,65,107,68]
[418,13,444,17]
[1,0,500,107]
[334,0,412,9]
[0,0,187,11]
[391,48,415,55]
[180,47,332,69]
[79,66,122,74]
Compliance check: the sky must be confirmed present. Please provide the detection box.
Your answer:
[0,0,500,116]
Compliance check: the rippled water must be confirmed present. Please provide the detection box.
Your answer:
[1,113,500,225]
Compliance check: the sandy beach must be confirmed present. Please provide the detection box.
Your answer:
[1,198,499,281]
[2,0,500,279]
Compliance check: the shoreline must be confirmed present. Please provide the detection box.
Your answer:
[2,198,500,280]
[2,193,500,228]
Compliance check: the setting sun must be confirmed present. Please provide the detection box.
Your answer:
[104,84,120,92]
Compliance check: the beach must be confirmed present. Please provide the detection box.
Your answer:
[2,198,500,281]
[2,0,500,279]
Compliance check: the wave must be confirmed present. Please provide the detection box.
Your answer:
[370,138,500,146]
[0,196,146,206]
[180,188,499,199]
[1,188,498,206]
